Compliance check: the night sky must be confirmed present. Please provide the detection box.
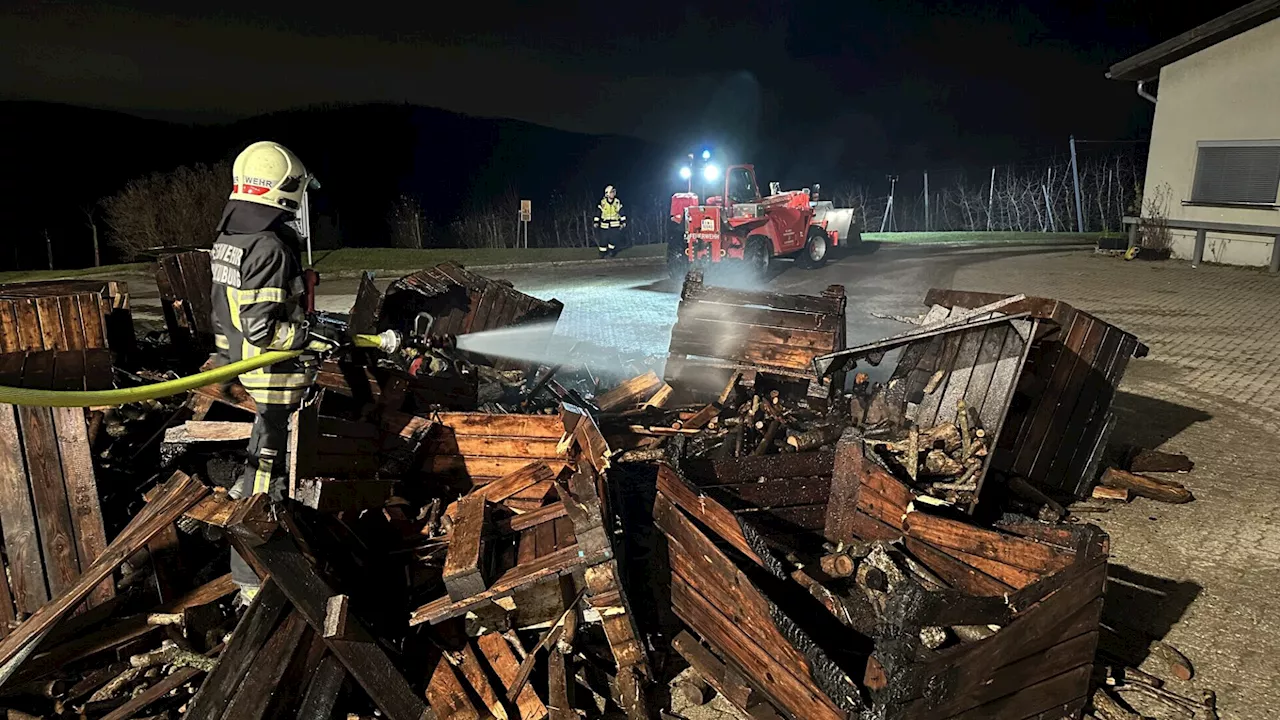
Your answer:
[1,0,1244,168]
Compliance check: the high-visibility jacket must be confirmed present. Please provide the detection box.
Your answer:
[594,197,626,229]
[209,201,316,406]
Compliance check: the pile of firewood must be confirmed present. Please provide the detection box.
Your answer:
[862,396,990,505]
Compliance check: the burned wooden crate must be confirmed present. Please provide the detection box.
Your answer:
[814,296,1039,514]
[422,411,569,492]
[0,279,134,358]
[922,290,1146,499]
[655,431,1107,720]
[155,249,216,352]
[314,356,479,414]
[287,401,436,512]
[378,261,564,365]
[666,272,847,408]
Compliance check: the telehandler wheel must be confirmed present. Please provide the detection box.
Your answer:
[799,227,830,269]
[744,236,772,278]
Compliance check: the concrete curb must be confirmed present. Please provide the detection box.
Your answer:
[871,240,1098,251]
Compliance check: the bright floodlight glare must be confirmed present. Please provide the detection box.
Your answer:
[703,164,720,181]
[701,149,711,160]
[679,166,692,180]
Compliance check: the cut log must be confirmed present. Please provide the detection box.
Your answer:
[786,424,842,452]
[1100,468,1193,504]
[1126,448,1194,474]
[1091,485,1131,502]
[922,449,962,477]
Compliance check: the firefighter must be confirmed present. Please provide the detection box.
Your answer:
[592,184,627,257]
[209,140,341,602]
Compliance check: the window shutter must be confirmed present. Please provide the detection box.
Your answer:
[1191,145,1280,204]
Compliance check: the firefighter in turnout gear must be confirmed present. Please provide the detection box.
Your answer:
[209,140,337,601]
[593,185,627,257]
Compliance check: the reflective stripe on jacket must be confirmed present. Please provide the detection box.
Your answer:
[594,197,625,228]
[210,202,315,406]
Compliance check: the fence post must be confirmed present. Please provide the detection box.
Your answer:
[986,167,996,231]
[1069,135,1085,233]
[923,172,930,232]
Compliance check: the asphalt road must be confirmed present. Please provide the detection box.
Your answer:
[309,243,1088,365]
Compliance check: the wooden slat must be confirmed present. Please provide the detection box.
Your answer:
[1008,315,1090,475]
[670,318,838,352]
[13,299,43,351]
[19,405,81,597]
[0,472,209,667]
[427,455,568,482]
[903,511,1071,575]
[476,632,548,720]
[0,405,47,613]
[443,495,489,601]
[77,294,107,350]
[656,465,763,567]
[914,318,966,427]
[184,580,291,720]
[52,406,113,606]
[465,462,555,504]
[57,296,85,350]
[677,300,841,333]
[681,282,844,316]
[670,581,845,720]
[1043,327,1127,490]
[295,654,347,720]
[431,412,565,438]
[0,302,19,353]
[1060,335,1138,495]
[34,296,65,351]
[943,663,1093,720]
[426,654,483,720]
[667,333,818,372]
[962,325,1008,419]
[223,610,311,720]
[935,326,987,427]
[710,477,831,508]
[1025,317,1108,481]
[232,526,428,720]
[456,640,510,720]
[411,544,602,625]
[902,537,1013,597]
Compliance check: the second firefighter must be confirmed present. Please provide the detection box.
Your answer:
[593,184,627,257]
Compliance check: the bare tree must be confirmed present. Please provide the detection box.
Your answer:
[387,194,431,248]
[101,161,230,260]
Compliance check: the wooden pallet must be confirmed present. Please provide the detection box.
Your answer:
[0,280,134,357]
[923,290,1146,498]
[655,432,1107,720]
[665,272,846,408]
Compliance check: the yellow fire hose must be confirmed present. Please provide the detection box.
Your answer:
[0,333,387,408]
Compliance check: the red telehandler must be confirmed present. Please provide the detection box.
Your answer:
[667,164,860,278]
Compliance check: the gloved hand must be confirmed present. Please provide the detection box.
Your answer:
[305,322,346,353]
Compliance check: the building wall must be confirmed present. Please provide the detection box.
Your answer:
[1143,18,1280,266]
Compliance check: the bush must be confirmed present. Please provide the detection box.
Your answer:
[101,162,229,260]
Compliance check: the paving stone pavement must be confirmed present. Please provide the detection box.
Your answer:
[949,252,1280,719]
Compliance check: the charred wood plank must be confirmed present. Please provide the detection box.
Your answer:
[184,580,291,720]
[230,520,427,720]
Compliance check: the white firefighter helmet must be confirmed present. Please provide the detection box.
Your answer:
[229,141,319,212]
